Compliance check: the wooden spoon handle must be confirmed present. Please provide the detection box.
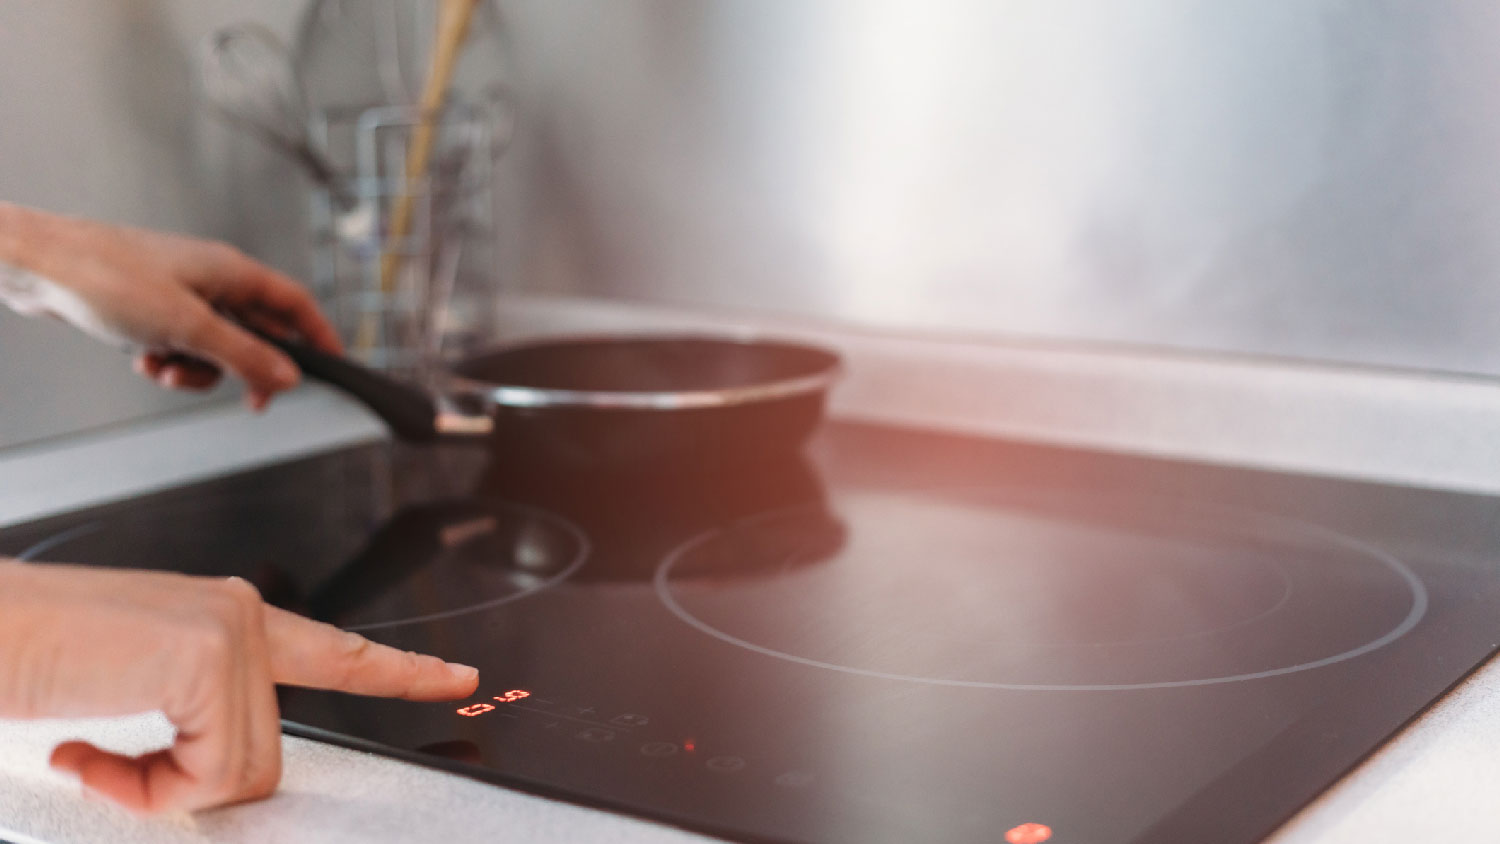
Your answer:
[360,0,483,353]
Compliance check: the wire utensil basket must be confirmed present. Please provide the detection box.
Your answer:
[306,101,503,377]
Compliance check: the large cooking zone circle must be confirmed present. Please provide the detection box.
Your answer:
[18,497,589,633]
[653,489,1428,690]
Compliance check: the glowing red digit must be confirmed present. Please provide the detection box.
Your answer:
[495,690,531,703]
[457,703,496,717]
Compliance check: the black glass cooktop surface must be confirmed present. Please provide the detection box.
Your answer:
[6,421,1500,844]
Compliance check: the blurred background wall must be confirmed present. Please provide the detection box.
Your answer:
[7,0,1500,449]
[0,0,306,448]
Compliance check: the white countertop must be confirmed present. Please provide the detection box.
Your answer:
[6,297,1500,843]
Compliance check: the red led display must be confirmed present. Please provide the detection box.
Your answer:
[1004,822,1053,844]
[455,690,536,719]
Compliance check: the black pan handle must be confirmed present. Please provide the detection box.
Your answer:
[256,331,441,442]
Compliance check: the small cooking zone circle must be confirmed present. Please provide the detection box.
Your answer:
[15,496,589,633]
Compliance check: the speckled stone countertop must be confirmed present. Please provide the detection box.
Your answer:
[5,297,1500,843]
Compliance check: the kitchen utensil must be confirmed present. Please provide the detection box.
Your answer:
[259,332,843,466]
[294,0,514,135]
[363,0,483,353]
[305,102,501,373]
[198,22,361,218]
[292,0,515,368]
[418,137,480,373]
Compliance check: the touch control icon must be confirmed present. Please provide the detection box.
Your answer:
[1004,822,1053,844]
[640,742,679,758]
[610,713,650,728]
[774,770,814,789]
[705,756,747,774]
[576,727,616,743]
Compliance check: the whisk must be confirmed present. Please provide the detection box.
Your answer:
[198,22,359,215]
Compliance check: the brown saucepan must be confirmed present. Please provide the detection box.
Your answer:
[260,333,844,467]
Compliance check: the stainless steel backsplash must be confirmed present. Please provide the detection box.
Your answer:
[496,0,1500,376]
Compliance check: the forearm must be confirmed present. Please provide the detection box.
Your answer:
[0,203,61,316]
[0,557,44,720]
[0,201,46,272]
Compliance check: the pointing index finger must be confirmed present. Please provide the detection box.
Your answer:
[264,605,479,701]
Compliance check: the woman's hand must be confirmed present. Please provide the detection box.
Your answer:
[0,560,479,814]
[0,202,340,410]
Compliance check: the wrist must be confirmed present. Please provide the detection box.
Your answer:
[0,205,71,313]
[0,557,28,610]
[0,558,38,625]
[0,559,37,718]
[0,558,23,645]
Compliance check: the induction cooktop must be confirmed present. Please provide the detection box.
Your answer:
[5,421,1500,844]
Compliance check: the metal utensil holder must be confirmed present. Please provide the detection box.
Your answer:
[306,102,500,377]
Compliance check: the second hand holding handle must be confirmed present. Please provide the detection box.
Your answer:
[254,329,442,441]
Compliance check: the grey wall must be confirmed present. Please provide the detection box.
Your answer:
[8,1,1500,450]
[499,0,1500,376]
[0,0,306,449]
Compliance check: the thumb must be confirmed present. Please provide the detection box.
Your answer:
[175,309,300,404]
[50,741,196,815]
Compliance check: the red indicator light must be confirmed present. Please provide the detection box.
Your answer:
[1005,823,1053,844]
[684,741,696,752]
[457,703,496,717]
[494,690,532,703]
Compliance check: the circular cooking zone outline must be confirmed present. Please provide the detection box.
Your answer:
[341,503,590,632]
[652,490,1429,691]
[17,501,591,634]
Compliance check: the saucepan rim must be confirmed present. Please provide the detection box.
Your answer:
[442,333,845,412]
